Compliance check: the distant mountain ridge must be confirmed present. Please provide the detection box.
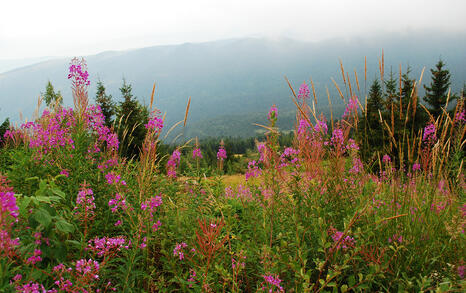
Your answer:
[0,31,465,138]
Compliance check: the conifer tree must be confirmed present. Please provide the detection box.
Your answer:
[359,79,385,162]
[0,118,9,147]
[116,79,148,158]
[95,80,115,127]
[384,70,398,112]
[42,81,62,107]
[424,59,453,118]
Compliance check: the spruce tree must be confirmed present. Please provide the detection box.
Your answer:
[424,59,452,118]
[116,79,148,159]
[360,79,385,162]
[384,70,398,112]
[42,81,62,107]
[95,80,115,128]
[0,118,9,147]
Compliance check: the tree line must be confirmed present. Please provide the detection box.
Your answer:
[357,59,465,171]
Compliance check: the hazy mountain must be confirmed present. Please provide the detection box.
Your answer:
[0,57,57,74]
[0,31,465,138]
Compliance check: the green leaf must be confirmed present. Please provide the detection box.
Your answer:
[33,208,52,228]
[51,188,66,199]
[65,240,82,249]
[35,195,51,204]
[56,219,74,233]
[18,196,32,215]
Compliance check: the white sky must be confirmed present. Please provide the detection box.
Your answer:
[1,0,465,59]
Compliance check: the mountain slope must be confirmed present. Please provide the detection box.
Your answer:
[0,31,465,138]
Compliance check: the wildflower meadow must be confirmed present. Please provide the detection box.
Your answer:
[0,57,464,292]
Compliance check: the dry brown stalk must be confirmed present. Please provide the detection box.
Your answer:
[310,78,317,107]
[354,69,360,92]
[339,59,346,85]
[184,96,191,127]
[149,82,156,111]
[331,78,345,102]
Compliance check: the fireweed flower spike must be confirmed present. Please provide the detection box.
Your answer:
[297,82,310,102]
[192,148,203,159]
[167,149,181,178]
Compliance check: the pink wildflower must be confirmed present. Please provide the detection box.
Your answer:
[192,148,203,159]
[217,147,227,161]
[298,82,310,101]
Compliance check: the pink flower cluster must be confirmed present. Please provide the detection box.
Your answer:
[14,281,49,293]
[343,96,358,118]
[217,147,227,161]
[268,105,278,121]
[145,114,164,132]
[382,154,391,164]
[423,123,437,145]
[245,160,262,181]
[331,230,355,250]
[173,242,188,260]
[141,195,163,232]
[68,58,90,87]
[108,193,128,213]
[74,185,95,219]
[297,82,310,101]
[167,149,181,178]
[22,108,76,155]
[297,119,310,136]
[26,249,42,265]
[454,110,465,124]
[187,269,197,288]
[278,147,300,169]
[314,119,328,135]
[0,191,19,256]
[224,185,253,201]
[84,105,119,152]
[87,236,128,257]
[75,259,100,280]
[192,148,203,159]
[349,157,363,174]
[261,274,284,292]
[105,172,126,186]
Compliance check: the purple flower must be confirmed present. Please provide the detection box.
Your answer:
[315,119,328,135]
[68,58,90,87]
[26,249,42,264]
[382,154,391,164]
[412,163,421,171]
[343,96,358,118]
[217,147,227,161]
[458,265,465,279]
[423,123,437,145]
[298,82,310,101]
[261,274,284,292]
[173,242,188,260]
[268,105,278,121]
[167,150,181,178]
[297,119,310,135]
[192,148,203,159]
[145,114,164,132]
[331,230,355,250]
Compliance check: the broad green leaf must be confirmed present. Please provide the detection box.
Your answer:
[33,208,52,228]
[55,220,75,233]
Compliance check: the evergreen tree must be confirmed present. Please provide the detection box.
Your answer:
[0,118,9,147]
[115,79,148,159]
[424,59,453,118]
[95,80,115,127]
[359,79,385,163]
[42,81,62,107]
[367,79,384,121]
[384,70,398,112]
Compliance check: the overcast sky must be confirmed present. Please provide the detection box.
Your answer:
[1,0,465,59]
